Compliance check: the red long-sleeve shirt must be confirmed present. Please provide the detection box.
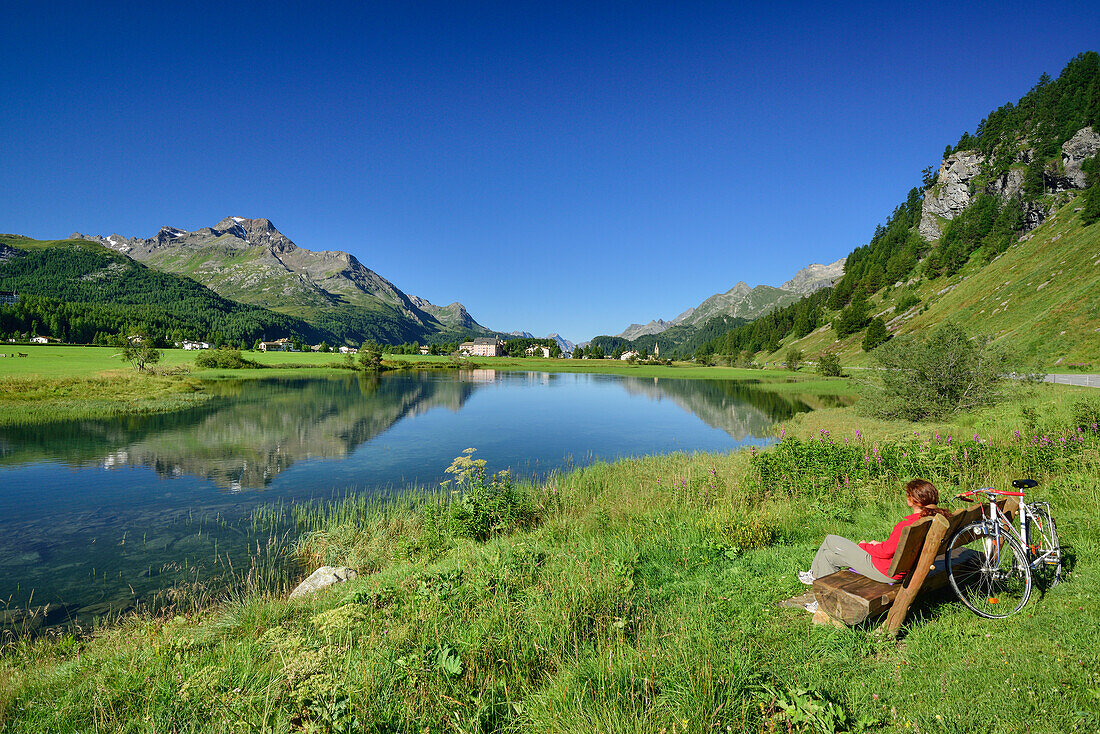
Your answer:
[859,512,923,579]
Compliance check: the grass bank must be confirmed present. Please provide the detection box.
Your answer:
[2,384,1097,732]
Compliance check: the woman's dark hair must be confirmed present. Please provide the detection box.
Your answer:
[905,478,950,517]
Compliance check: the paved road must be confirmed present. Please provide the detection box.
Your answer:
[1044,373,1100,388]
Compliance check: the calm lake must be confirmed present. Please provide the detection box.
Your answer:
[0,370,839,628]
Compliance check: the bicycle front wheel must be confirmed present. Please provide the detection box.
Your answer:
[1025,505,1061,587]
[946,521,1032,618]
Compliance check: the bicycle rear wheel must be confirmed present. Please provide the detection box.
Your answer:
[1025,504,1061,587]
[946,521,1032,618]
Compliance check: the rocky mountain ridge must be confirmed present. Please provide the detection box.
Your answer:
[613,258,845,340]
[506,331,576,354]
[779,258,847,294]
[73,217,490,342]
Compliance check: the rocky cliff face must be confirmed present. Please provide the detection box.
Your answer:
[409,296,480,331]
[1056,126,1100,190]
[918,151,985,241]
[546,333,576,354]
[919,126,1099,241]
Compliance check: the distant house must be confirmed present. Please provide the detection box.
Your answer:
[31,336,50,344]
[525,345,552,358]
[419,346,431,355]
[459,338,504,357]
[259,338,294,352]
[0,291,18,306]
[338,345,358,354]
[620,350,639,361]
[181,341,211,350]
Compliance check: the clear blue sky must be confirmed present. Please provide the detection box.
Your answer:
[2,1,1098,343]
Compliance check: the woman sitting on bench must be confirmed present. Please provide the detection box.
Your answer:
[800,478,950,587]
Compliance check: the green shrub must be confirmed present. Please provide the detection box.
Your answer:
[443,449,540,541]
[1072,398,1100,431]
[865,321,1011,420]
[194,349,262,369]
[816,352,842,377]
[893,289,921,313]
[785,348,803,371]
[724,516,775,551]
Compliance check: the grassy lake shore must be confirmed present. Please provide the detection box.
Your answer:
[0,346,851,426]
[2,382,1097,732]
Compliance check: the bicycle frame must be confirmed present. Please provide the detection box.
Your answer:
[973,489,1056,572]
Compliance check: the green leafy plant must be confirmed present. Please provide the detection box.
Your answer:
[760,683,875,733]
[434,644,463,677]
[443,449,540,541]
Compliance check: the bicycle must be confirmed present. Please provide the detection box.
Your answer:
[944,479,1061,619]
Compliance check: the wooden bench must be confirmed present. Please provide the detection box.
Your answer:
[811,497,1018,633]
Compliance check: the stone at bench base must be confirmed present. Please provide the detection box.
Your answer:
[812,609,847,628]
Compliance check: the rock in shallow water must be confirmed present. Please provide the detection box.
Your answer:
[288,566,358,599]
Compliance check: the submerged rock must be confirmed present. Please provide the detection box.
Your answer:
[289,566,358,599]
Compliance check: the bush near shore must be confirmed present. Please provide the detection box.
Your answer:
[2,388,1099,733]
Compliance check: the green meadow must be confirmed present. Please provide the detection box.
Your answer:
[1,380,1097,733]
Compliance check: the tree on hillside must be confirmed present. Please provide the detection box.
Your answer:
[1082,154,1100,226]
[862,317,890,352]
[834,292,871,338]
[785,348,803,371]
[816,351,842,377]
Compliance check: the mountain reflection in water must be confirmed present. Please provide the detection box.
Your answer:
[0,373,479,490]
[0,371,840,490]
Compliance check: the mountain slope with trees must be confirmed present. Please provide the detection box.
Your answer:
[0,235,328,346]
[698,51,1100,368]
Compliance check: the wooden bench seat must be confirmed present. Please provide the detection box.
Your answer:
[811,497,1017,632]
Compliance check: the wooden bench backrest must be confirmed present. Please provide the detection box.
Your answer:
[885,516,932,577]
[886,496,1020,578]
